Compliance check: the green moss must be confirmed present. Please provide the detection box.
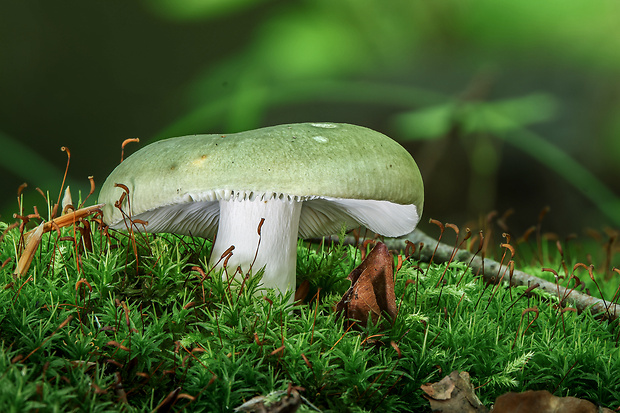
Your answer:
[1,221,619,412]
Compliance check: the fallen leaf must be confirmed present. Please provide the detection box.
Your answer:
[493,390,614,413]
[14,204,103,277]
[420,374,455,401]
[294,279,310,304]
[61,186,73,214]
[335,242,397,328]
[421,371,489,413]
[14,222,44,277]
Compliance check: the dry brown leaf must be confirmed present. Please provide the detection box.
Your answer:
[420,374,455,401]
[38,203,103,235]
[61,186,73,213]
[14,204,103,277]
[294,279,310,304]
[420,371,489,413]
[493,390,614,413]
[335,242,397,328]
[14,222,44,277]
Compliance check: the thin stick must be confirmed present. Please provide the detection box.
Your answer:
[394,230,620,321]
[315,229,620,321]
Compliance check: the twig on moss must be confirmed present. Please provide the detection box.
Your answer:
[396,230,620,320]
[313,229,620,321]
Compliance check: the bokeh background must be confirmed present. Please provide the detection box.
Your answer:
[2,0,620,238]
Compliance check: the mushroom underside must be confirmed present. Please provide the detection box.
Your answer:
[107,195,420,239]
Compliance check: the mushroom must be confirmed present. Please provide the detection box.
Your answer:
[98,123,423,297]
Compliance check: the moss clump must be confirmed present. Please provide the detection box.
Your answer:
[1,220,619,412]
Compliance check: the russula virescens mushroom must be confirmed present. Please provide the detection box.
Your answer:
[98,123,423,297]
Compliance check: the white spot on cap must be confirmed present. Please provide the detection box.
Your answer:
[311,123,337,128]
[313,136,329,143]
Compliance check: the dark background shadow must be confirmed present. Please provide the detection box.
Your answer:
[2,0,620,238]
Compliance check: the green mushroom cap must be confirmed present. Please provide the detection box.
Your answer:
[99,122,424,238]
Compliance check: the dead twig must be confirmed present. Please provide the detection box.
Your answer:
[312,229,620,321]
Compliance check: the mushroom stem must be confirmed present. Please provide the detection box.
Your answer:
[209,196,303,295]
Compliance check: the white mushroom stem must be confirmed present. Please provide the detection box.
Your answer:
[209,196,303,295]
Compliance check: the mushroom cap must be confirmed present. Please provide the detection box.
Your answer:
[99,122,424,238]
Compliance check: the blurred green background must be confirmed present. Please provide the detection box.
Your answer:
[2,0,620,237]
